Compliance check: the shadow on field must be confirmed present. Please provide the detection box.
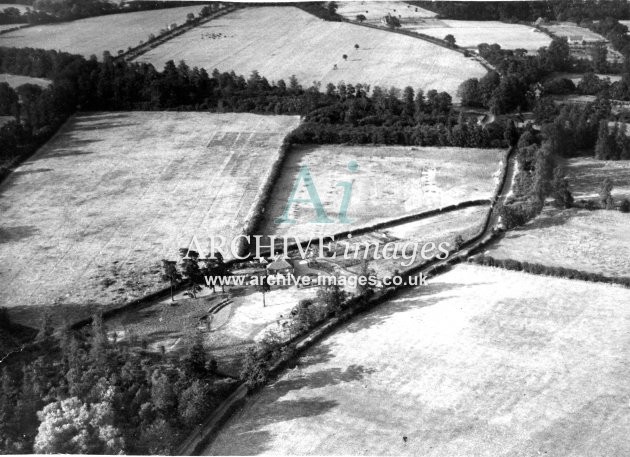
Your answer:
[0,225,38,243]
[568,161,630,200]
[223,345,376,454]
[342,280,490,334]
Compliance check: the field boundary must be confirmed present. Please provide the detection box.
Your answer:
[178,147,516,455]
[341,18,496,73]
[119,5,238,63]
[468,253,630,288]
[257,198,492,258]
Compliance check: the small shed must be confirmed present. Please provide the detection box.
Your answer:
[267,258,294,276]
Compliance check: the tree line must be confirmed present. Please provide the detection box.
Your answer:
[0,45,514,173]
[412,0,630,22]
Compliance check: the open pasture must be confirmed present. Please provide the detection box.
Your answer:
[331,204,489,277]
[0,73,50,88]
[0,5,204,58]
[487,207,630,278]
[336,1,437,23]
[259,144,503,241]
[543,22,605,43]
[135,7,487,100]
[0,112,299,325]
[411,20,551,52]
[205,263,630,455]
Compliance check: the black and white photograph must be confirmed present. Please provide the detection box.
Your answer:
[0,0,629,455]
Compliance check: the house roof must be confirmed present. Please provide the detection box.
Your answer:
[267,259,293,271]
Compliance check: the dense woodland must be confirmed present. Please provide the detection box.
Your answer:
[0,311,237,454]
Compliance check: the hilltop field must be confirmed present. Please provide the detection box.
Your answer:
[205,264,630,456]
[0,112,299,324]
[135,6,487,100]
[259,144,503,240]
[0,5,204,58]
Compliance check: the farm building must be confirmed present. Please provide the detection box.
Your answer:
[267,258,294,276]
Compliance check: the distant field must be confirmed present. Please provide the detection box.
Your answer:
[205,264,630,455]
[259,144,503,240]
[337,1,437,22]
[0,73,50,88]
[136,7,487,100]
[339,204,490,277]
[543,22,605,42]
[411,20,551,52]
[487,207,630,278]
[566,157,630,201]
[0,112,299,324]
[0,6,203,58]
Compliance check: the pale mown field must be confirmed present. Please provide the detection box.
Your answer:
[412,20,551,52]
[0,112,299,324]
[0,5,204,58]
[487,207,630,278]
[335,205,490,277]
[566,157,630,201]
[136,7,487,100]
[0,73,50,88]
[336,1,437,22]
[544,22,605,43]
[205,264,630,456]
[260,144,503,240]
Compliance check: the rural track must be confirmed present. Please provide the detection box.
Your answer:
[177,147,517,456]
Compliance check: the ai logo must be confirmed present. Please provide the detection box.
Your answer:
[275,160,359,225]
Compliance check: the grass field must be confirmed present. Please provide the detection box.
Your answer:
[410,20,551,52]
[566,157,630,201]
[0,73,50,88]
[0,112,299,325]
[487,207,630,278]
[259,144,503,241]
[135,7,487,100]
[0,5,204,58]
[337,1,437,22]
[205,264,630,455]
[543,22,605,43]
[330,204,489,277]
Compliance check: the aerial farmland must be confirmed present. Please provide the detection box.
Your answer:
[136,6,487,100]
[0,112,299,323]
[205,264,630,456]
[1,1,629,455]
[0,5,205,58]
[259,144,503,240]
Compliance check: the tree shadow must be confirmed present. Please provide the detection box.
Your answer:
[0,224,38,243]
[341,280,491,334]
